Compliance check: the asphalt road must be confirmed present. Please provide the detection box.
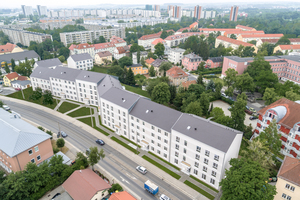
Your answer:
[5,100,192,200]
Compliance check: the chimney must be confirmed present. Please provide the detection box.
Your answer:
[195,128,197,130]
[80,170,82,173]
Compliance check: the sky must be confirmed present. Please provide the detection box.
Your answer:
[3,0,300,9]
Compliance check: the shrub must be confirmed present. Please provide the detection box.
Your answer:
[37,126,45,131]
[46,130,53,139]
[108,183,123,193]
[53,147,59,154]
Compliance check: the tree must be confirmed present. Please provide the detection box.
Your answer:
[199,93,210,116]
[225,86,234,97]
[206,79,215,92]
[99,36,106,43]
[230,93,247,131]
[169,84,177,104]
[56,138,65,151]
[159,62,172,76]
[263,88,279,105]
[147,52,157,60]
[223,68,238,87]
[4,62,10,73]
[154,43,165,57]
[11,59,15,72]
[198,62,205,71]
[58,55,65,63]
[129,43,145,53]
[126,68,136,85]
[185,101,202,116]
[141,57,146,67]
[197,74,203,85]
[285,90,300,101]
[137,50,140,64]
[230,34,237,39]
[276,36,291,45]
[88,147,105,171]
[30,87,43,100]
[160,30,168,39]
[235,73,254,93]
[42,90,54,105]
[58,47,70,59]
[75,152,89,169]
[220,158,277,200]
[182,29,189,33]
[243,124,253,140]
[214,82,223,99]
[149,66,156,77]
[118,56,132,68]
[183,48,192,55]
[210,107,224,119]
[0,100,4,107]
[151,82,171,104]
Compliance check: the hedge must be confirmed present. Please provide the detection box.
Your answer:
[120,136,141,148]
[190,175,219,193]
[203,75,219,79]
[111,136,140,154]
[148,152,181,171]
[184,180,215,200]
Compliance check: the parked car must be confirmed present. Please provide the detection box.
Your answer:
[136,166,147,174]
[160,194,171,200]
[221,92,228,98]
[249,116,258,120]
[249,107,256,113]
[86,148,91,155]
[95,139,105,145]
[51,193,61,200]
[57,131,68,138]
[246,105,250,110]
[15,88,21,91]
[245,109,253,115]
[2,105,10,111]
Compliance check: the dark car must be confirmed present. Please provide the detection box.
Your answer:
[96,139,105,145]
[249,116,258,120]
[245,109,253,115]
[52,193,61,200]
[15,88,21,91]
[58,131,68,138]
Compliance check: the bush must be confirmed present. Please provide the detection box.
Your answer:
[108,183,123,193]
[53,147,59,154]
[184,180,215,200]
[46,130,53,139]
[37,126,45,131]
[220,96,234,105]
[203,75,219,79]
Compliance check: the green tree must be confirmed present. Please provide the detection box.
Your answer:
[75,152,89,169]
[285,90,300,101]
[129,43,145,53]
[220,158,277,200]
[235,73,254,93]
[210,107,225,119]
[225,86,234,97]
[160,30,168,39]
[198,62,205,71]
[141,57,146,67]
[230,93,247,131]
[263,88,279,105]
[197,74,203,85]
[88,147,105,171]
[118,56,133,68]
[169,84,177,104]
[58,47,70,59]
[99,36,106,43]
[151,82,171,104]
[137,50,140,64]
[206,79,215,92]
[0,100,4,107]
[58,55,65,63]
[185,101,202,116]
[147,52,157,59]
[11,59,16,72]
[214,82,223,99]
[4,62,10,73]
[230,34,237,39]
[108,183,123,193]
[276,36,291,45]
[183,48,193,55]
[154,42,165,57]
[243,124,253,140]
[56,138,65,151]
[159,62,172,76]
[199,93,210,116]
[149,66,156,77]
[223,68,238,87]
[126,68,136,85]
[30,87,43,100]
[182,29,189,33]
[42,90,54,105]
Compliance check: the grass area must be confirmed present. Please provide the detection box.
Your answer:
[190,175,219,193]
[111,136,140,154]
[51,139,69,154]
[67,106,94,117]
[7,87,59,109]
[148,152,181,171]
[121,84,151,98]
[142,155,181,180]
[78,117,94,127]
[58,101,80,113]
[90,65,111,74]
[120,136,141,148]
[184,180,215,200]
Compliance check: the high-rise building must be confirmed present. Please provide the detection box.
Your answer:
[229,6,239,21]
[153,5,160,12]
[194,6,202,20]
[37,5,47,17]
[145,5,153,10]
[167,5,173,11]
[169,6,181,19]
[21,5,33,16]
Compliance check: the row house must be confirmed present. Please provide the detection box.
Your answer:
[215,36,258,53]
[199,28,237,36]
[164,32,208,47]
[235,25,256,31]
[0,43,24,55]
[237,34,284,43]
[251,98,300,159]
[138,32,162,48]
[67,53,93,71]
[175,27,190,35]
[223,30,265,39]
[274,45,300,54]
[256,38,300,47]
[182,53,202,71]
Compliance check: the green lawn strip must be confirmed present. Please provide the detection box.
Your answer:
[111,136,140,154]
[98,116,115,132]
[67,106,94,117]
[142,155,181,180]
[148,152,180,171]
[58,101,80,113]
[189,175,219,193]
[91,65,111,74]
[121,84,151,98]
[120,136,141,148]
[77,116,110,136]
[7,87,59,109]
[184,180,215,200]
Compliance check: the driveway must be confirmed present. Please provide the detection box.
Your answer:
[0,86,17,96]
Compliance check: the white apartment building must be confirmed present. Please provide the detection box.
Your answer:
[34,58,63,69]
[132,51,148,64]
[138,32,161,48]
[69,42,116,59]
[164,32,207,47]
[37,5,47,16]
[67,53,93,70]
[168,48,185,64]
[21,5,33,16]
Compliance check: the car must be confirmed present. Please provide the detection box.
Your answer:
[249,107,256,113]
[57,131,68,138]
[2,105,10,111]
[249,116,258,120]
[160,194,171,200]
[221,92,228,98]
[15,88,21,91]
[245,109,253,115]
[71,160,76,165]
[96,139,105,145]
[86,148,91,155]
[0,89,3,93]
[246,105,250,110]
[136,166,147,174]
[51,193,61,200]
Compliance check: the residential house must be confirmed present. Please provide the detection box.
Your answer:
[182,53,202,71]
[199,28,237,36]
[109,191,136,200]
[11,80,31,89]
[132,51,148,64]
[237,34,284,43]
[114,46,130,60]
[256,39,280,47]
[151,58,169,76]
[67,53,93,70]
[274,156,300,200]
[164,32,208,47]
[127,64,148,75]
[289,38,300,45]
[206,57,223,68]
[189,22,198,29]
[235,25,256,31]
[0,50,39,68]
[166,66,188,86]
[0,43,24,55]
[181,80,197,89]
[223,30,265,39]
[3,72,29,86]
[69,43,95,58]
[33,58,63,69]
[95,51,112,65]
[145,58,155,68]
[109,35,127,47]
[215,36,258,53]
[151,38,165,53]
[168,48,185,64]
[94,42,116,55]
[175,27,190,35]
[138,32,162,48]
[0,109,53,173]
[273,45,300,54]
[62,168,111,200]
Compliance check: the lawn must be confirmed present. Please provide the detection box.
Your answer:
[142,155,181,180]
[51,139,69,154]
[78,117,95,127]
[148,152,180,171]
[90,65,111,74]
[111,136,140,154]
[120,136,141,148]
[190,175,219,193]
[121,84,151,98]
[184,180,215,200]
[58,101,80,113]
[67,106,94,117]
[7,87,59,109]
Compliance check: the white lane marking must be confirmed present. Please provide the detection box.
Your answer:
[120,176,130,184]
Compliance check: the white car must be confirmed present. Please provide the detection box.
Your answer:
[2,105,10,111]
[136,166,147,174]
[160,194,171,200]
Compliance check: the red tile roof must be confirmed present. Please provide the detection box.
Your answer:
[181,80,197,88]
[62,169,111,200]
[139,32,162,40]
[151,38,165,45]
[224,30,264,36]
[177,27,190,33]
[17,76,28,81]
[115,47,126,54]
[199,28,237,32]
[5,72,19,80]
[109,191,136,200]
[240,34,284,38]
[277,156,300,187]
[236,25,255,31]
[217,36,255,47]
[165,32,208,41]
[260,39,279,44]
[189,22,198,29]
[289,38,300,43]
[69,43,94,50]
[94,42,115,50]
[166,66,188,78]
[279,45,300,50]
[0,43,17,53]
[145,58,155,64]
[110,36,126,44]
[96,51,112,57]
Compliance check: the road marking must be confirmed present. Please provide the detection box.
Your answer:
[120,176,130,184]
[126,172,137,180]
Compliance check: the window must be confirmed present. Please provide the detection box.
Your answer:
[151,133,155,137]
[214,155,219,161]
[151,140,154,144]
[143,129,145,132]
[184,148,186,154]
[194,169,198,175]
[195,162,199,168]
[213,163,218,169]
[158,136,161,140]
[175,144,179,150]
[131,123,134,127]
[131,116,134,120]
[164,154,167,158]
[34,146,39,152]
[212,171,216,177]
[176,137,180,142]
[175,152,179,157]
[290,186,295,192]
[287,196,292,200]
[31,158,35,163]
[174,159,178,164]
[196,146,201,152]
[28,149,33,155]
[136,119,139,123]
[165,132,168,136]
[157,143,161,147]
[183,156,186,161]
[202,174,206,180]
[195,154,200,160]
[164,139,168,144]
[164,146,167,151]
[151,126,154,130]
[204,158,208,165]
[210,178,215,185]
[157,150,160,154]
[203,166,207,172]
[151,146,154,151]
[184,140,187,146]
[37,155,41,161]
[282,193,287,198]
[285,184,290,189]
[205,150,210,157]
[158,129,161,133]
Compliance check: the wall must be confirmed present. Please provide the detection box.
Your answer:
[274,177,300,200]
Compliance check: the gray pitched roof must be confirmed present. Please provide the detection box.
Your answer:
[184,53,202,59]
[170,48,185,53]
[100,87,140,110]
[35,58,63,68]
[69,53,92,62]
[75,70,106,84]
[172,113,242,153]
[151,59,168,68]
[130,98,182,132]
[31,66,82,82]
[11,80,31,86]
[127,64,143,68]
[0,109,51,157]
[208,57,223,63]
[0,50,39,63]
[97,75,122,96]
[96,51,112,57]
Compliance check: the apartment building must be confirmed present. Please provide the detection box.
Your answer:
[274,45,300,54]
[164,32,207,47]
[168,48,185,64]
[69,42,116,59]
[235,25,256,31]
[21,5,33,16]
[169,6,182,19]
[274,156,300,200]
[182,53,202,71]
[138,32,162,48]
[237,34,284,43]
[0,43,24,55]
[0,50,39,67]
[60,28,125,47]
[215,36,258,53]
[0,109,53,173]
[153,5,160,12]
[1,28,53,47]
[194,6,202,20]
[67,53,93,70]
[37,5,47,16]
[201,11,217,19]
[132,51,148,64]
[229,6,239,21]
[221,55,300,84]
[95,51,112,65]
[166,66,188,86]
[223,30,265,38]
[34,58,63,69]
[110,36,127,47]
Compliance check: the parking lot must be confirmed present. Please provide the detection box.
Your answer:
[0,86,17,96]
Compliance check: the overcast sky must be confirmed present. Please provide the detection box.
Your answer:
[3,0,299,9]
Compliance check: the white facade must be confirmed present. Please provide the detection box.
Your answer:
[113,48,126,60]
[21,5,33,16]
[132,51,148,64]
[67,56,93,70]
[168,48,185,64]
[37,5,47,16]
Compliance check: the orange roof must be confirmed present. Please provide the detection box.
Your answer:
[94,42,115,50]
[236,25,255,31]
[139,32,162,40]
[181,80,197,88]
[109,191,136,200]
[224,30,264,35]
[277,156,300,187]
[260,39,279,44]
[115,47,126,54]
[278,45,300,50]
[5,72,19,80]
[177,27,190,33]
[62,169,111,200]
[17,76,28,81]
[165,32,208,41]
[0,43,17,53]
[289,38,300,43]
[199,28,237,32]
[151,38,165,45]
[145,58,155,64]
[240,34,284,38]
[189,22,198,29]
[110,36,126,44]
[69,43,94,50]
[217,36,254,47]
[166,29,175,33]
[166,66,188,78]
